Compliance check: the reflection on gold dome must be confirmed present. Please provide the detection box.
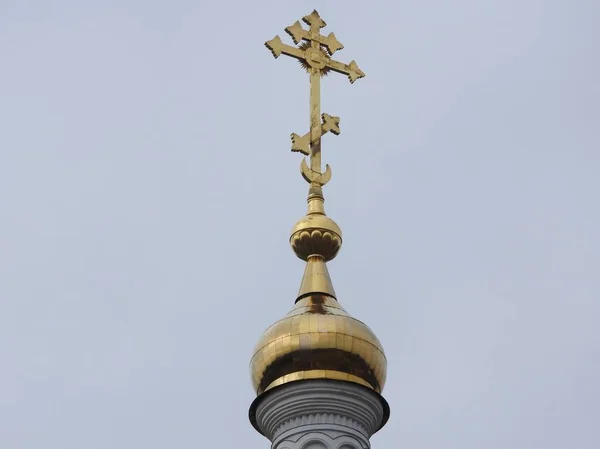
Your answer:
[250,290,387,395]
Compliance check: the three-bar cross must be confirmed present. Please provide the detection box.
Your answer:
[265,10,365,186]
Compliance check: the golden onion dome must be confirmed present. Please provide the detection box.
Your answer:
[250,291,387,395]
[250,186,387,396]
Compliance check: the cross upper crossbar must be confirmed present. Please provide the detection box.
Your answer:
[285,21,344,55]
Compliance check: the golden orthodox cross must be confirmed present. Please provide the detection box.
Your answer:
[266,10,365,187]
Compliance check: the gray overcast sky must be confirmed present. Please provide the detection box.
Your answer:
[1,1,599,448]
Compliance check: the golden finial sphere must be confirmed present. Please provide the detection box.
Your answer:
[290,213,342,262]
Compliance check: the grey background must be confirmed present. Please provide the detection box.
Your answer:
[1,1,599,448]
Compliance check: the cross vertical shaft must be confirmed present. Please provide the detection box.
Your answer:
[310,68,321,176]
[309,20,322,176]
